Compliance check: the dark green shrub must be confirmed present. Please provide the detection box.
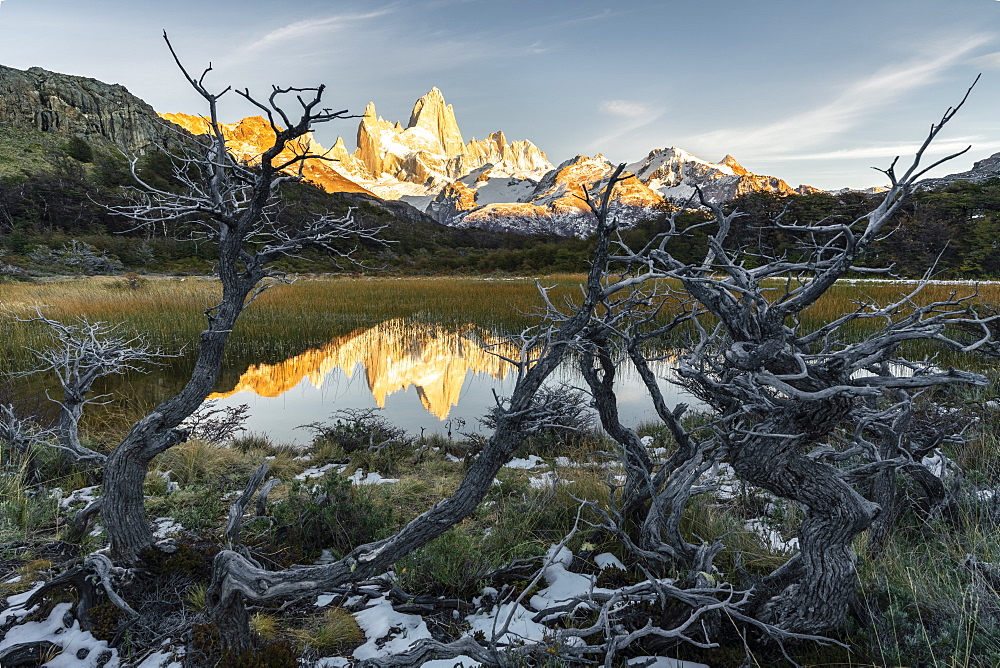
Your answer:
[307,408,408,454]
[87,601,122,641]
[63,136,93,163]
[396,529,492,599]
[270,474,395,561]
[222,641,298,668]
[139,541,213,581]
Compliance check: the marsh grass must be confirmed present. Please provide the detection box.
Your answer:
[852,509,1000,667]
[3,277,998,361]
[291,607,364,653]
[2,276,1000,666]
[2,276,997,439]
[152,439,254,487]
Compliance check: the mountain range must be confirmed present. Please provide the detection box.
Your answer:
[164,86,824,236]
[1,63,997,237]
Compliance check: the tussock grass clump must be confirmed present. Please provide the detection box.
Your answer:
[152,438,253,487]
[186,583,207,612]
[397,528,492,600]
[291,608,364,653]
[249,612,279,641]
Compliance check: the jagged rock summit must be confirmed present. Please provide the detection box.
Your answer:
[626,146,819,204]
[432,154,664,237]
[326,88,554,206]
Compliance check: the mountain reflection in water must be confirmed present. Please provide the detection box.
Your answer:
[208,318,692,443]
[210,319,514,420]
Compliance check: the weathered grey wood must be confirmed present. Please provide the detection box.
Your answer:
[98,34,379,564]
[206,165,640,655]
[0,641,59,666]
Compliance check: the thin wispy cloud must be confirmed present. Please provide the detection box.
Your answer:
[599,100,650,118]
[693,34,992,158]
[587,108,665,153]
[239,10,394,55]
[970,50,1000,69]
[564,8,615,25]
[764,137,1000,162]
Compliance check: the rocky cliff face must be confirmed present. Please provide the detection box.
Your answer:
[625,147,812,204]
[917,152,1000,190]
[331,88,554,203]
[0,64,182,153]
[438,154,665,237]
[159,113,375,196]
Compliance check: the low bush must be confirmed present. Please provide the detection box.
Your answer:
[270,474,396,561]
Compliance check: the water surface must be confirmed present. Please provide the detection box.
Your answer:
[206,317,694,443]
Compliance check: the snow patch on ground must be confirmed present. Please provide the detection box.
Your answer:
[529,471,567,489]
[922,449,958,479]
[421,656,482,667]
[594,552,626,570]
[0,602,119,667]
[529,545,611,620]
[745,519,798,553]
[294,463,338,480]
[348,468,399,486]
[505,455,545,469]
[135,649,184,668]
[466,601,547,644]
[701,463,741,501]
[1,581,43,624]
[627,656,710,668]
[353,596,433,660]
[151,517,184,540]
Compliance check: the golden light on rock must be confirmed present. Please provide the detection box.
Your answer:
[158,113,375,196]
[210,319,517,420]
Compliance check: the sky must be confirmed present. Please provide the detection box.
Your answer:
[1,0,1000,189]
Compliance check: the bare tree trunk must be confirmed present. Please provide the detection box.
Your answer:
[103,275,257,562]
[208,166,636,656]
[733,407,879,633]
[579,333,654,523]
[57,392,84,454]
[55,390,104,465]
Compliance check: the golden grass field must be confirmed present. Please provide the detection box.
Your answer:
[2,274,997,368]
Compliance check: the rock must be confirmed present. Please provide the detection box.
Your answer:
[0,64,183,153]
[917,152,1000,190]
[407,87,465,157]
[159,113,374,196]
[626,146,805,205]
[344,88,554,200]
[0,641,59,667]
[444,154,664,237]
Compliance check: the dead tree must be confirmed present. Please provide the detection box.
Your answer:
[9,310,170,466]
[0,402,55,482]
[204,166,675,656]
[575,80,994,636]
[97,34,382,563]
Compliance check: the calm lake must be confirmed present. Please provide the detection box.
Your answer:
[3,275,995,445]
[0,276,697,444]
[204,317,693,443]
